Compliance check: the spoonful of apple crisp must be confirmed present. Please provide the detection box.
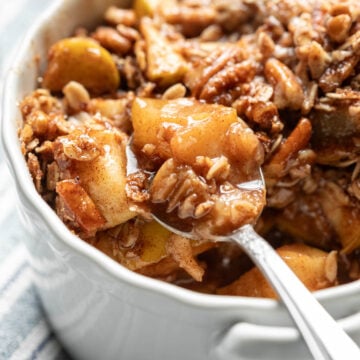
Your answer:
[126,97,360,360]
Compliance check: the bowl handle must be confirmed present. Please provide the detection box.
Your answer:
[212,311,360,360]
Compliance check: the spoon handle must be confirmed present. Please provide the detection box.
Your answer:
[231,224,360,360]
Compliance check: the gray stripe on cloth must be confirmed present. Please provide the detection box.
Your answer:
[0,262,28,295]
[0,286,46,359]
[30,332,55,360]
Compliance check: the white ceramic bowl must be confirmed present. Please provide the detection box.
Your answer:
[2,1,360,359]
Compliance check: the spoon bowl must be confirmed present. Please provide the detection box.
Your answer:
[126,140,360,360]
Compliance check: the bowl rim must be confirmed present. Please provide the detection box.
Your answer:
[2,0,360,314]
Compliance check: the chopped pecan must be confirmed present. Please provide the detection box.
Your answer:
[104,6,136,27]
[265,58,304,110]
[92,26,132,55]
[198,60,258,102]
[264,118,312,181]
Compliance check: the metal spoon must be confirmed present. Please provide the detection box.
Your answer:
[126,143,360,360]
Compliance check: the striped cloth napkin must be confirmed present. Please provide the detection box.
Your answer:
[0,1,70,359]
